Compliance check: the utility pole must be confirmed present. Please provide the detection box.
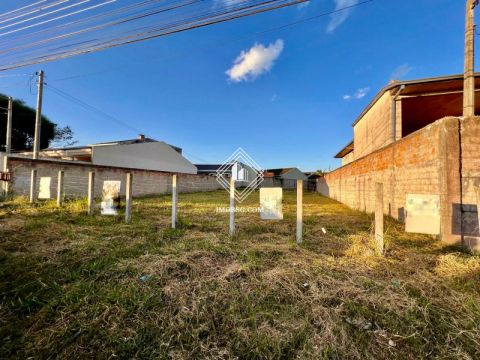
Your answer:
[6,97,12,153]
[464,0,478,117]
[33,70,44,159]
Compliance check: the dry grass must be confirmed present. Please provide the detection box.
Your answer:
[0,190,479,359]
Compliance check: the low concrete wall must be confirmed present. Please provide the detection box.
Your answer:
[318,116,480,250]
[2,156,222,198]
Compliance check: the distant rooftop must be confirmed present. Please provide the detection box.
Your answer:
[41,134,182,154]
[265,168,295,176]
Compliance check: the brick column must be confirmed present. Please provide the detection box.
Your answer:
[438,117,462,244]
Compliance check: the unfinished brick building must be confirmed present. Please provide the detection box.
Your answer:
[319,74,480,250]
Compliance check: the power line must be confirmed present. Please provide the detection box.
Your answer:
[44,83,147,135]
[49,0,374,83]
[0,0,265,45]
[0,1,117,40]
[0,0,200,56]
[0,0,93,32]
[0,1,69,26]
[0,0,163,49]
[0,0,304,71]
[1,0,256,50]
[0,1,52,22]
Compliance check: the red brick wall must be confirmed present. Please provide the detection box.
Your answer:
[5,156,222,198]
[318,116,479,247]
[320,118,444,220]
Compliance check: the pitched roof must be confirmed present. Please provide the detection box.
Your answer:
[90,137,157,146]
[265,168,308,180]
[43,137,182,153]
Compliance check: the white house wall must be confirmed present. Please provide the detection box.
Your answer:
[91,141,197,174]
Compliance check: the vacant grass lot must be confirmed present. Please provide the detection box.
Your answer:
[0,190,479,359]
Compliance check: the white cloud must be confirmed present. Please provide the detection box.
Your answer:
[226,39,284,82]
[354,87,369,99]
[327,0,358,33]
[343,87,370,101]
[390,63,413,80]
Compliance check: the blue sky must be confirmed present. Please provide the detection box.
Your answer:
[0,0,474,171]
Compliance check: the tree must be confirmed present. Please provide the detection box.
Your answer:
[50,125,76,148]
[0,94,76,151]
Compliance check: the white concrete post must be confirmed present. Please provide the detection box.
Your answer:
[125,173,133,223]
[171,174,177,228]
[475,186,480,235]
[56,170,64,207]
[2,156,9,196]
[229,177,235,236]
[375,182,384,255]
[297,179,303,244]
[87,171,95,215]
[29,169,37,203]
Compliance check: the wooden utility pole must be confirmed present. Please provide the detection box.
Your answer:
[33,70,44,160]
[6,97,12,153]
[464,0,478,117]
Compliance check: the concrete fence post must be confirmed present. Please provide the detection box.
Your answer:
[2,155,9,197]
[125,173,133,223]
[57,170,64,207]
[29,169,37,203]
[87,171,95,215]
[375,182,384,255]
[171,174,177,229]
[475,186,480,236]
[229,177,235,236]
[296,179,303,244]
[1,169,10,198]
